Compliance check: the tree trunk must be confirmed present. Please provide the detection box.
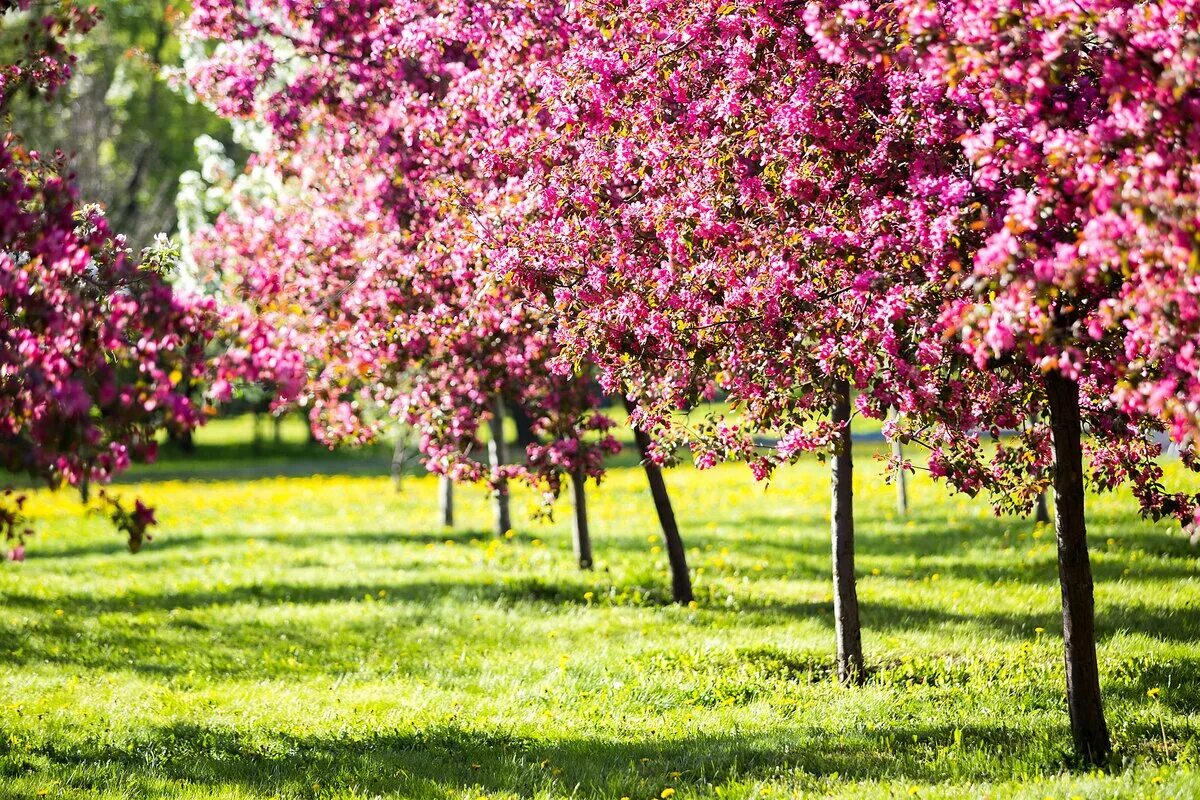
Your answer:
[167,427,195,455]
[438,475,454,528]
[488,397,512,537]
[273,414,284,446]
[512,403,538,449]
[831,379,865,685]
[571,468,594,570]
[1044,369,1111,765]
[1035,490,1051,525]
[624,398,693,604]
[892,432,908,518]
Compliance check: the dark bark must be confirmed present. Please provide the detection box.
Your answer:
[488,396,512,536]
[892,437,908,518]
[831,379,865,685]
[273,415,284,446]
[167,427,195,455]
[624,398,693,604]
[438,475,454,528]
[1045,369,1111,765]
[511,403,539,449]
[571,468,594,570]
[1035,490,1051,525]
[167,376,197,455]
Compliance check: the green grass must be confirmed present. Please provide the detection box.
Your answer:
[2,435,1199,798]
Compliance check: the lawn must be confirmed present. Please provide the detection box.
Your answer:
[2,429,1199,799]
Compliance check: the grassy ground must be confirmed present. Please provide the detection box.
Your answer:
[2,424,1199,798]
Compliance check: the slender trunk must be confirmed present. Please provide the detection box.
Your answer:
[488,397,512,537]
[167,376,197,455]
[892,434,908,518]
[1044,369,1111,765]
[438,475,454,528]
[167,426,195,455]
[831,379,864,685]
[624,398,693,604]
[1035,490,1051,525]
[273,415,284,446]
[571,468,594,570]
[512,403,538,449]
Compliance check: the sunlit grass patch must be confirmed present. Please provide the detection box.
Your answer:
[2,451,1199,798]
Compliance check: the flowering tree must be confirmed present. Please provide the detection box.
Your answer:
[802,0,1200,764]
[508,0,1200,762]
[182,1,632,573]
[502,0,995,684]
[1,0,213,556]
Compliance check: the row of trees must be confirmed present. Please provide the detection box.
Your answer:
[5,0,1200,768]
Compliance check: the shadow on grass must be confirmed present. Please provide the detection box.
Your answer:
[29,527,498,561]
[3,720,1060,797]
[0,576,596,617]
[4,583,1199,685]
[32,513,1196,587]
[733,594,1200,644]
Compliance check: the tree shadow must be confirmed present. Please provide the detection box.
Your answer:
[733,594,1200,645]
[0,575,588,617]
[5,571,1196,688]
[30,527,497,561]
[10,719,1065,798]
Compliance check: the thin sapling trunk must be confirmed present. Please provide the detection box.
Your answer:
[831,379,865,685]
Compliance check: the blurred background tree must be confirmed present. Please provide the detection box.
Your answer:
[4,1,236,251]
